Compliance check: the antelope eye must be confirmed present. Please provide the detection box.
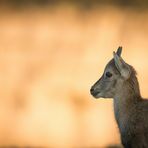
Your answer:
[105,72,112,78]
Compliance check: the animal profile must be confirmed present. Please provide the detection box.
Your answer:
[90,47,148,148]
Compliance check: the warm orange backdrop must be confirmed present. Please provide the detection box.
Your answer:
[0,5,148,148]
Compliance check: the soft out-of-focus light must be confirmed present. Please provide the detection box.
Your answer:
[0,4,147,148]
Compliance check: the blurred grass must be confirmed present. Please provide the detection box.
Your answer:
[1,0,148,10]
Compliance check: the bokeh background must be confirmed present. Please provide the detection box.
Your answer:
[0,0,148,147]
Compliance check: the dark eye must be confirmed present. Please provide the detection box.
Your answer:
[105,72,112,78]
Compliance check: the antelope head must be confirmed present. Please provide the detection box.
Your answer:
[90,47,132,99]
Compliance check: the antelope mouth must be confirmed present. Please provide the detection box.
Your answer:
[90,88,101,98]
[92,91,100,96]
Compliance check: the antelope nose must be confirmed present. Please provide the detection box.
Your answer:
[90,87,100,96]
[90,87,94,93]
[90,87,96,95]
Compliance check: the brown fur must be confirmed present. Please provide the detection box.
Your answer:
[114,66,148,148]
[90,49,148,148]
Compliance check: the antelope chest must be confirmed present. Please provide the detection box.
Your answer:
[117,114,134,146]
[113,102,133,139]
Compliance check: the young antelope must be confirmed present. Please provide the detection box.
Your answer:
[90,47,148,148]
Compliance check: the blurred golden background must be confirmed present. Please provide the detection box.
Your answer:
[0,0,148,147]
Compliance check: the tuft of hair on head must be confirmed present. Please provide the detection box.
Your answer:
[129,65,137,76]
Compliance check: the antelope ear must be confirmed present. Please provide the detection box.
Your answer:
[113,52,131,80]
[116,46,122,57]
